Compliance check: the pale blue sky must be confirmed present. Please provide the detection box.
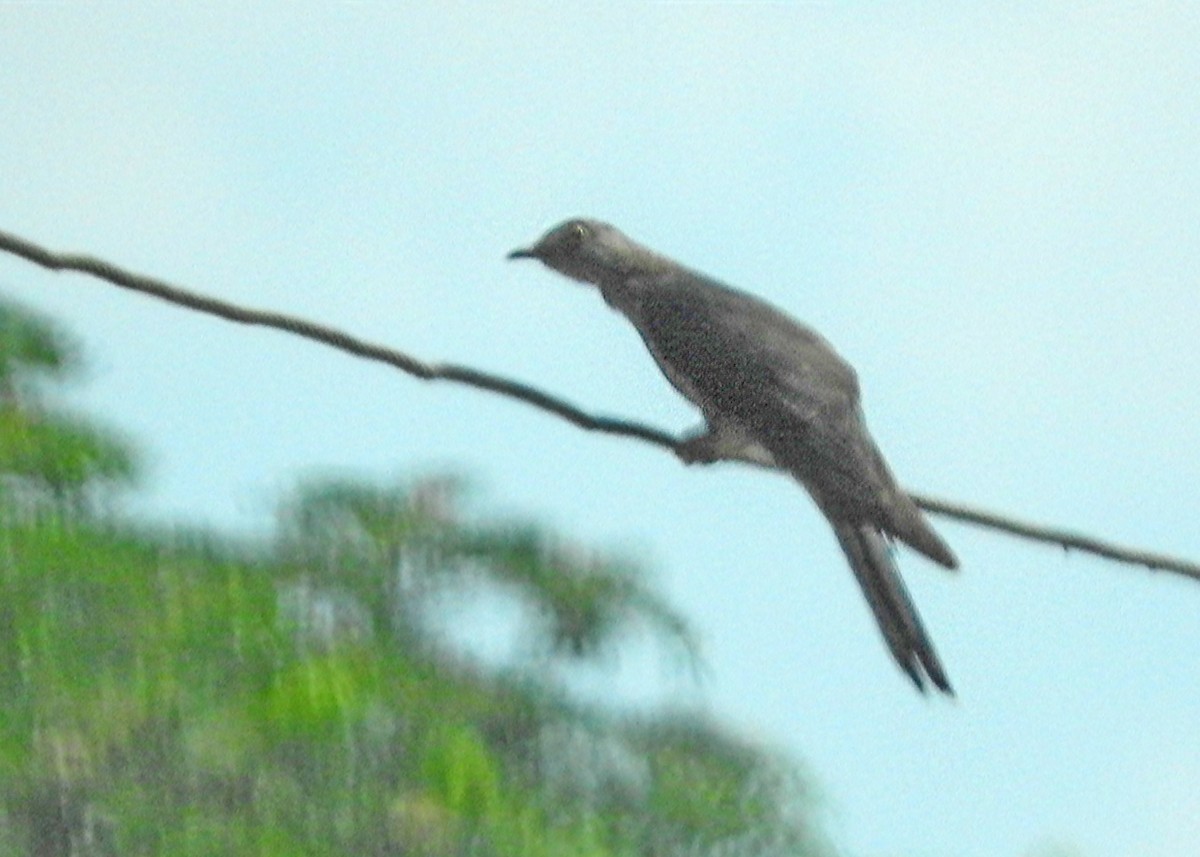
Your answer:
[3,5,1199,856]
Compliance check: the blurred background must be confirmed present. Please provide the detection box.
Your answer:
[2,5,1198,856]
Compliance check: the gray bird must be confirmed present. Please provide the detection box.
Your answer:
[508,218,958,694]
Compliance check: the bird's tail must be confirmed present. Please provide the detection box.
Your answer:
[831,521,954,695]
[889,493,959,570]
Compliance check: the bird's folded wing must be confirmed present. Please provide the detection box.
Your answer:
[634,272,893,516]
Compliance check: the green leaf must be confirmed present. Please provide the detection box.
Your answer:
[420,722,501,822]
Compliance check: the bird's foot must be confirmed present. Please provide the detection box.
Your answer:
[676,426,779,469]
[675,430,724,465]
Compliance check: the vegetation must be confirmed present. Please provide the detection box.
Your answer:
[0,297,833,856]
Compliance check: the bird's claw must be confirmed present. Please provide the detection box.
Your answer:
[675,433,723,465]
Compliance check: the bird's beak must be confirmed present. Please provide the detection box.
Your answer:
[507,246,537,260]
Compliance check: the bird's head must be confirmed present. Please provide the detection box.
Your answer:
[507,218,665,287]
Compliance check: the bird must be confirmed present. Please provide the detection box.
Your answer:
[508,218,959,694]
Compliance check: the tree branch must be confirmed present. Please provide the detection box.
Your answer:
[1,227,1196,583]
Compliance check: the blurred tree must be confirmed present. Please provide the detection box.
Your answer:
[0,298,836,857]
[0,299,136,513]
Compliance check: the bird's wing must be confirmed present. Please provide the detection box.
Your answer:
[632,271,894,520]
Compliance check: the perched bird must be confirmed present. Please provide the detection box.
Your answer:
[508,218,958,694]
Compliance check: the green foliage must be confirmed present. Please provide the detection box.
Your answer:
[0,298,80,393]
[0,298,136,510]
[0,298,833,857]
[0,408,136,490]
[277,474,701,666]
[630,716,820,855]
[421,723,501,821]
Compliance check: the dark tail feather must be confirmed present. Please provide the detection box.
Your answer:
[831,522,954,695]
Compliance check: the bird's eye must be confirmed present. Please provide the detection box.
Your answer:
[569,222,588,242]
